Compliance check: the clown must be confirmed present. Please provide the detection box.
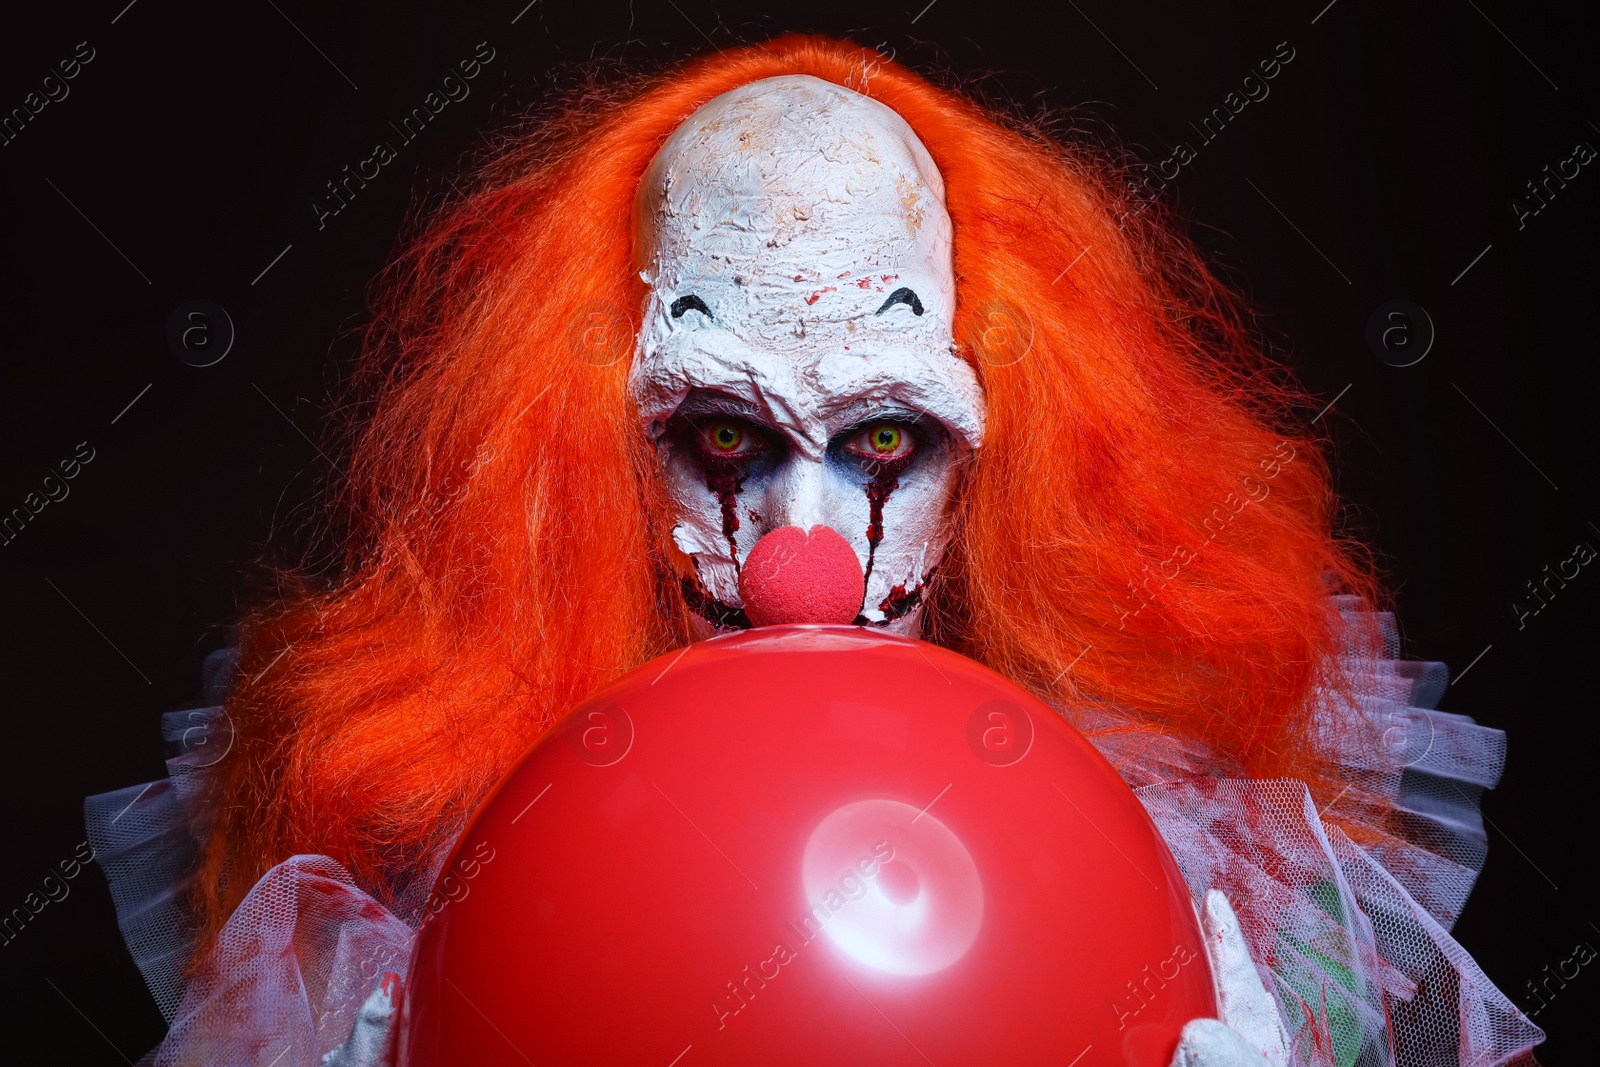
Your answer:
[631,75,982,635]
[86,36,1540,1067]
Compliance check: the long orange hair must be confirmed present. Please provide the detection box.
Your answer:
[195,34,1380,946]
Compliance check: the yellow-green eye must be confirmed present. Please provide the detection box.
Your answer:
[869,425,902,453]
[845,421,916,464]
[707,422,745,452]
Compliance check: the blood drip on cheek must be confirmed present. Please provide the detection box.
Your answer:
[861,471,900,587]
[703,469,746,572]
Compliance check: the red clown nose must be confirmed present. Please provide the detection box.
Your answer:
[738,524,865,626]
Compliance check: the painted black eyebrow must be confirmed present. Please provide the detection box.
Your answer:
[671,294,712,319]
[875,287,924,316]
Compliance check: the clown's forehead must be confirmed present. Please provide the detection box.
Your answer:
[635,75,953,313]
[631,75,981,449]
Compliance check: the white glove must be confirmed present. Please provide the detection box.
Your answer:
[323,973,401,1067]
[1169,891,1291,1067]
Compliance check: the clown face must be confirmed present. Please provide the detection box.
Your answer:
[632,75,984,636]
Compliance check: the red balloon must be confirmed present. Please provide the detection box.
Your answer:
[399,626,1214,1066]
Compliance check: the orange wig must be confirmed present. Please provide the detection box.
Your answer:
[195,34,1381,945]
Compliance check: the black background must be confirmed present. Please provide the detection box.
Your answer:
[1,0,1594,1062]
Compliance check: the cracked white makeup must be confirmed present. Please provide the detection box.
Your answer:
[631,75,985,636]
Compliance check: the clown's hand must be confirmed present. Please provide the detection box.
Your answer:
[323,973,401,1067]
[1169,891,1291,1067]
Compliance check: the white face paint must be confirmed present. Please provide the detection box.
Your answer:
[631,75,985,636]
